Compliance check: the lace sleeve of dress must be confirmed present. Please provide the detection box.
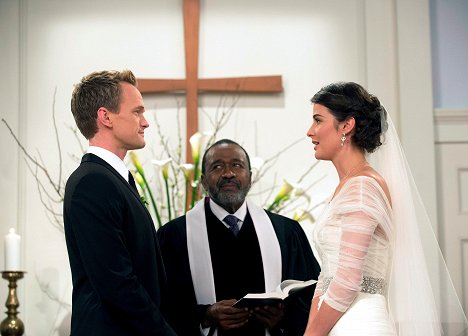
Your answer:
[313,270,325,299]
[323,177,390,312]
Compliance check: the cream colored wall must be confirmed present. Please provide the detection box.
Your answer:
[0,0,435,334]
[395,0,438,224]
[0,0,23,319]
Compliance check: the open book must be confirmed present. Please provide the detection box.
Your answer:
[233,278,317,308]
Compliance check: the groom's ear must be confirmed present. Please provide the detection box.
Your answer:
[97,107,113,128]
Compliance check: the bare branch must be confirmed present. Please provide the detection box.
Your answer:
[2,118,48,173]
[297,161,320,184]
[35,273,70,309]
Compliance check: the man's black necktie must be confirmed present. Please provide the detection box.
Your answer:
[128,171,138,191]
[224,215,240,236]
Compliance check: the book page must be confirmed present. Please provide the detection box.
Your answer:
[242,292,286,300]
[233,279,317,308]
[280,279,317,295]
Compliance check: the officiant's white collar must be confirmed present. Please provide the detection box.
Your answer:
[209,199,247,229]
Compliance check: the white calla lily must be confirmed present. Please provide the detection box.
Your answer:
[275,179,294,201]
[292,209,315,223]
[180,163,195,179]
[189,132,203,163]
[129,151,143,174]
[152,158,172,180]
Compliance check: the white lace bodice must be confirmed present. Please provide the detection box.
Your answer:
[313,176,393,312]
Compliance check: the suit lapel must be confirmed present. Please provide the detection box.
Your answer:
[81,153,154,220]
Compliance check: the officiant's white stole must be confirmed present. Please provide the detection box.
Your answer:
[186,198,282,336]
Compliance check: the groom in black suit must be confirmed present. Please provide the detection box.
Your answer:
[64,70,175,335]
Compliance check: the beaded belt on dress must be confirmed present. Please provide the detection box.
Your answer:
[322,276,386,295]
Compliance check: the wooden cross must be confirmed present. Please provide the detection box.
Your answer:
[137,0,283,162]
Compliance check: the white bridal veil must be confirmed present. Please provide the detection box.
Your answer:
[369,109,468,335]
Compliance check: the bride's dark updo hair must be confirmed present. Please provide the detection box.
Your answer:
[311,82,387,153]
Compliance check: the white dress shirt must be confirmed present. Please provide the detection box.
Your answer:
[209,198,247,231]
[87,146,129,182]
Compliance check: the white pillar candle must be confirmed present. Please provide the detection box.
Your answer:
[4,228,21,271]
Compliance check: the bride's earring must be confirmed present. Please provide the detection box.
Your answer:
[340,133,346,147]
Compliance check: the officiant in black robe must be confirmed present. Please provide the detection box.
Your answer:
[158,139,320,336]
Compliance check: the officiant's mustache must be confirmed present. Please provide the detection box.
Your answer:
[218,178,241,189]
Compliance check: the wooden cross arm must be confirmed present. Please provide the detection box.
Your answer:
[137,75,283,93]
[137,79,186,93]
[198,75,283,93]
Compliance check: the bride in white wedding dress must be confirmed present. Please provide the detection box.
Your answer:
[303,82,467,336]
